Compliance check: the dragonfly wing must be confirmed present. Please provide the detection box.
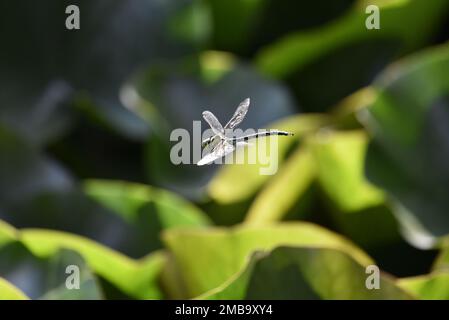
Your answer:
[220,140,236,158]
[202,111,225,138]
[202,135,221,155]
[197,140,235,166]
[224,98,250,129]
[202,133,220,148]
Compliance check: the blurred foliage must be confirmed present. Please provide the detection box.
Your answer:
[163,222,373,298]
[361,45,449,248]
[1,0,449,300]
[201,247,412,299]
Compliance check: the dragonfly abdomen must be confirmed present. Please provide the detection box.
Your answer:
[231,130,293,143]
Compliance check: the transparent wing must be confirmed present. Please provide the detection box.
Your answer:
[202,133,221,148]
[197,140,235,166]
[202,111,225,138]
[224,98,250,129]
[201,134,220,148]
[201,136,213,148]
[202,135,221,155]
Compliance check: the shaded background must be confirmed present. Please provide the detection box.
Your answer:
[1,0,449,299]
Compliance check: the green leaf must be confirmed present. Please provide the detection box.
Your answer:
[40,250,103,300]
[4,178,210,260]
[244,146,316,225]
[3,188,165,259]
[431,247,449,273]
[163,222,373,298]
[38,249,103,300]
[359,43,449,248]
[0,238,103,300]
[310,130,384,212]
[20,229,166,299]
[204,0,358,56]
[398,272,449,299]
[209,114,327,204]
[0,220,166,299]
[256,0,449,79]
[0,219,17,247]
[85,179,210,226]
[253,0,449,113]
[309,130,402,247]
[330,87,377,130]
[0,277,29,300]
[201,247,412,299]
[84,179,211,248]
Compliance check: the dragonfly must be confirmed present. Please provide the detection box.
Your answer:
[197,98,294,166]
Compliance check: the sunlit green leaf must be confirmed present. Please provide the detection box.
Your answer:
[0,277,29,300]
[163,222,373,298]
[201,246,412,299]
[209,114,327,204]
[431,246,449,273]
[310,130,384,212]
[84,179,211,227]
[20,229,165,299]
[244,146,316,225]
[0,219,17,248]
[1,219,166,299]
[398,272,449,299]
[256,0,449,78]
[309,130,402,247]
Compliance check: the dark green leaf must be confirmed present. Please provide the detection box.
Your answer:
[360,43,449,247]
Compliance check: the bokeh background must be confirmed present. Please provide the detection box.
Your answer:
[1,0,449,299]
